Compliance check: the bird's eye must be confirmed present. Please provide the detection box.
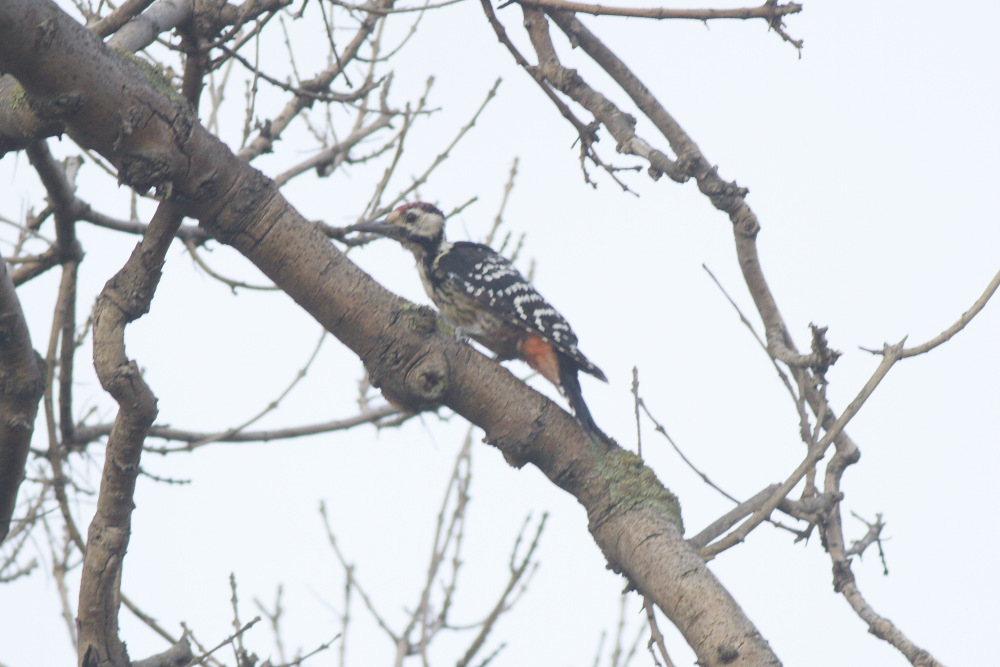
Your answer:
[404,211,418,224]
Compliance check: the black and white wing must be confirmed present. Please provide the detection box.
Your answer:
[436,242,606,381]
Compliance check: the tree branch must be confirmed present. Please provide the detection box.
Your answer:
[895,268,999,358]
[515,0,802,22]
[89,0,158,38]
[236,0,396,162]
[0,4,778,664]
[69,404,406,450]
[0,251,45,542]
[78,202,183,664]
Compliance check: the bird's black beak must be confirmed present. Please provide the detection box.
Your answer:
[346,219,396,237]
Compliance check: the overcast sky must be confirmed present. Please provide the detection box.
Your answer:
[3,1,999,666]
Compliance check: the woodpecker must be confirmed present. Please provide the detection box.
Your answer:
[350,202,608,437]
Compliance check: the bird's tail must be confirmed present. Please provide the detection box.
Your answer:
[558,354,607,441]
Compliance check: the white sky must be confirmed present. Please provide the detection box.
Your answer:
[3,1,999,666]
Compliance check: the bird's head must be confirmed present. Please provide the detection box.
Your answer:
[349,202,446,251]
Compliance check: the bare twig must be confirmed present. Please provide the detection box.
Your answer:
[80,207,209,242]
[326,0,465,14]
[636,394,737,504]
[516,0,801,22]
[218,44,381,103]
[184,238,280,291]
[122,592,188,648]
[181,615,261,667]
[484,158,519,247]
[456,514,546,667]
[404,429,476,664]
[237,0,395,162]
[700,341,907,559]
[274,97,394,186]
[228,573,249,662]
[0,487,43,580]
[631,367,642,458]
[867,269,999,359]
[255,586,288,664]
[43,515,78,647]
[69,403,407,451]
[319,502,400,644]
[642,597,675,667]
[610,593,626,666]
[390,78,503,209]
[479,0,601,165]
[702,264,801,405]
[822,470,937,664]
[846,512,887,566]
